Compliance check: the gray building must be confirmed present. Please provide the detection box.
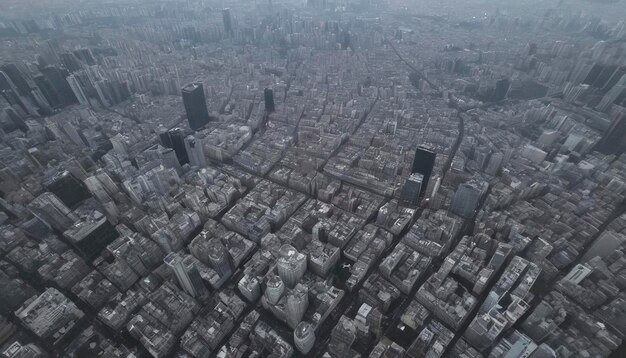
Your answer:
[400,173,423,206]
[451,183,482,218]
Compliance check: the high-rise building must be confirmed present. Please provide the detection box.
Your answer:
[264,88,275,112]
[1,88,35,117]
[29,192,78,232]
[63,211,119,261]
[4,107,27,133]
[184,134,207,168]
[222,9,233,36]
[181,82,210,131]
[328,315,357,357]
[400,173,423,206]
[294,321,315,354]
[264,274,285,305]
[60,53,82,73]
[494,78,511,101]
[40,66,77,107]
[238,275,261,302]
[286,284,308,329]
[33,74,61,109]
[355,303,383,340]
[164,252,207,298]
[0,70,17,93]
[157,126,173,148]
[158,146,182,174]
[596,73,626,112]
[66,75,89,105]
[207,239,233,278]
[44,170,91,209]
[596,110,626,155]
[73,48,96,66]
[411,146,436,197]
[277,244,307,289]
[167,128,189,165]
[1,64,30,96]
[451,182,482,218]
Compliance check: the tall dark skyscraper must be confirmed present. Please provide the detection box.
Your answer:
[181,82,210,131]
[33,74,61,109]
[1,88,27,116]
[64,211,119,261]
[41,66,78,107]
[264,88,275,112]
[60,52,82,73]
[411,146,436,197]
[157,127,173,148]
[222,8,233,36]
[596,110,626,155]
[44,170,91,209]
[167,128,189,165]
[1,64,30,96]
[494,78,511,101]
[5,107,27,133]
[0,70,16,92]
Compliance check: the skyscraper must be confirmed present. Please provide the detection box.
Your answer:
[164,252,207,298]
[596,110,626,155]
[264,274,285,305]
[66,75,89,105]
[451,182,482,218]
[207,239,233,278]
[0,70,17,93]
[63,211,119,261]
[41,66,77,107]
[29,192,78,232]
[286,284,308,329]
[167,128,189,165]
[181,82,210,131]
[494,78,511,101]
[411,146,436,197]
[5,107,27,133]
[84,176,112,203]
[184,134,207,168]
[277,244,307,289]
[238,275,261,302]
[44,170,91,209]
[1,88,33,117]
[1,64,30,96]
[264,88,275,112]
[399,173,423,206]
[33,74,61,109]
[222,9,233,36]
[294,321,315,354]
[329,315,357,357]
[158,126,173,148]
[159,146,182,174]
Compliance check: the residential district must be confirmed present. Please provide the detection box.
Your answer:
[0,0,626,357]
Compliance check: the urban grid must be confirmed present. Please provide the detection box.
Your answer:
[0,0,626,357]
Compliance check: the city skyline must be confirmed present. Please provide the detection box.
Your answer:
[0,0,625,357]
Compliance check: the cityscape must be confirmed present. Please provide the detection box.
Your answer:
[1,0,626,357]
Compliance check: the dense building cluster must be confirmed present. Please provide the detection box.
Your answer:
[0,0,626,357]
